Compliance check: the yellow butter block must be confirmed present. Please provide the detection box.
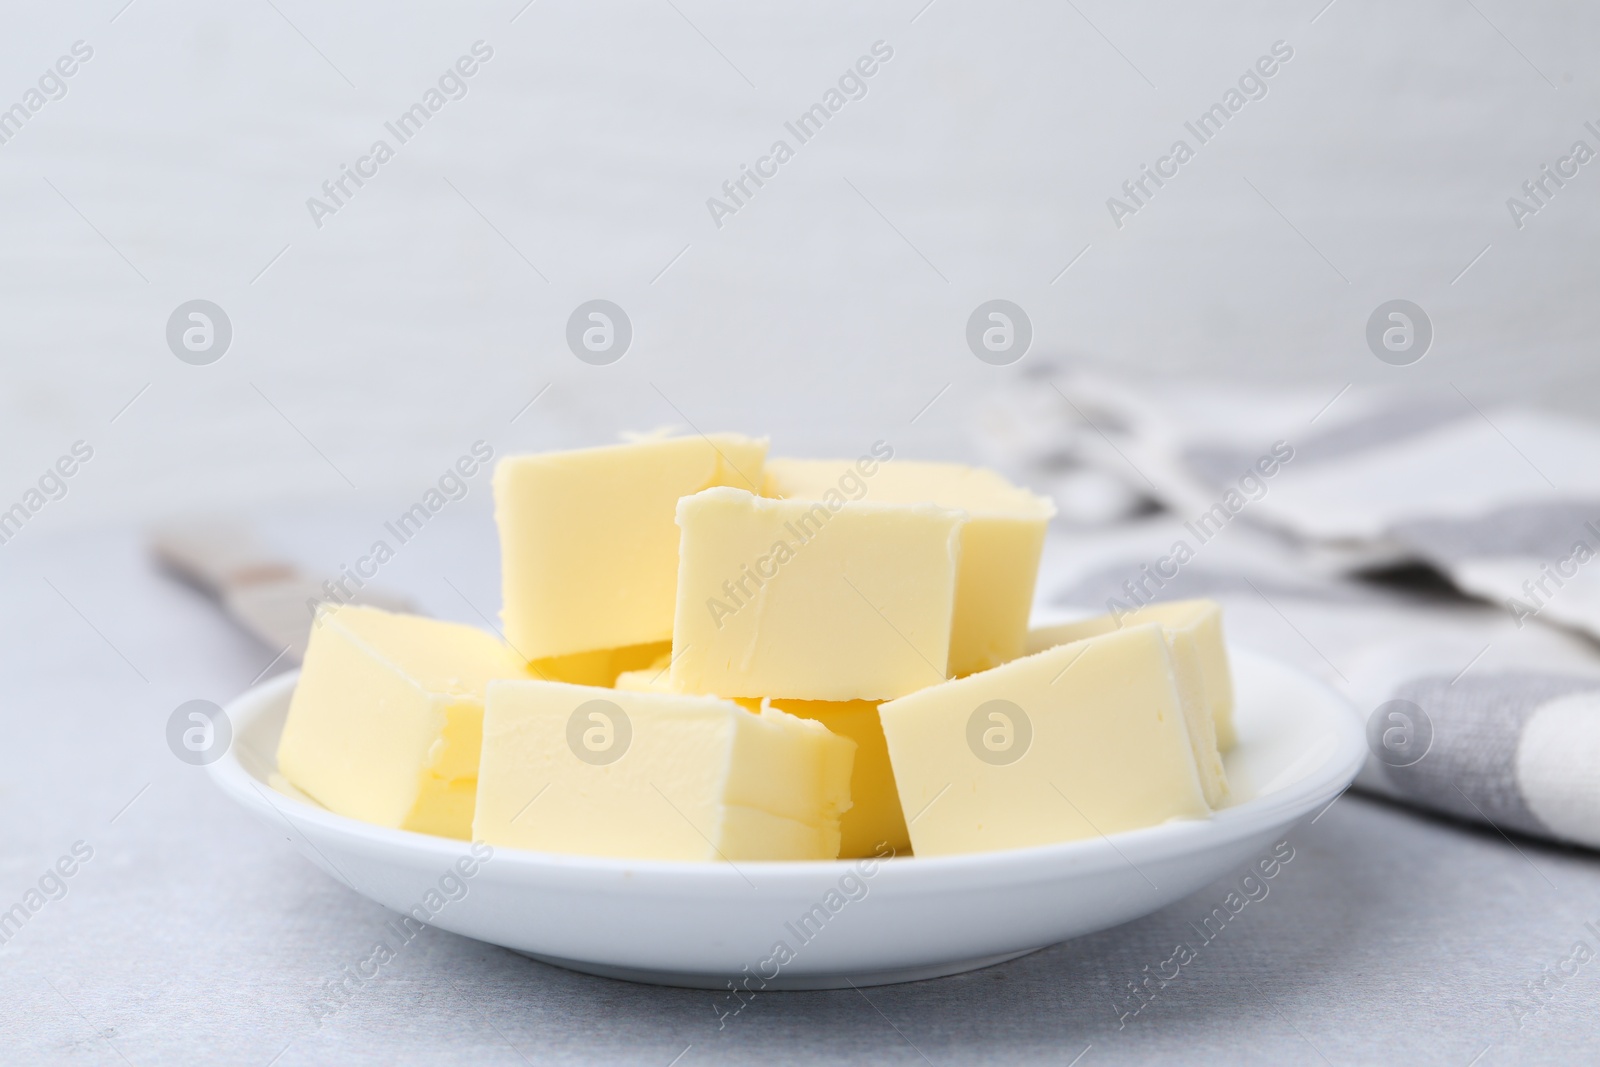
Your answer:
[615,665,676,691]
[879,623,1210,858]
[531,641,672,687]
[1029,597,1236,756]
[494,434,768,660]
[768,698,908,859]
[763,458,1054,676]
[277,604,530,839]
[614,670,908,860]
[473,681,855,861]
[671,486,965,701]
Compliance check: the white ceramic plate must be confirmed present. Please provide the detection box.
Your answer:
[210,644,1364,990]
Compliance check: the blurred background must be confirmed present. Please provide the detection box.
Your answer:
[3,0,1597,528]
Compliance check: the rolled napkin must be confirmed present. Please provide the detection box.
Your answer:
[984,361,1600,852]
[1369,673,1600,852]
[980,360,1600,634]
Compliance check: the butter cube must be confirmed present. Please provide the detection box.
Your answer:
[879,623,1210,857]
[531,641,672,687]
[769,698,908,859]
[494,434,768,660]
[613,671,908,860]
[277,604,530,838]
[473,681,855,861]
[671,486,964,701]
[614,664,702,697]
[768,457,1056,675]
[763,458,1054,676]
[1029,598,1236,754]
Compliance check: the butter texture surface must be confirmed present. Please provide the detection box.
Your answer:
[531,641,673,688]
[1029,597,1236,756]
[879,623,1210,857]
[612,671,907,860]
[494,434,767,660]
[277,603,530,838]
[768,698,908,858]
[671,486,964,701]
[763,458,1054,676]
[474,681,855,861]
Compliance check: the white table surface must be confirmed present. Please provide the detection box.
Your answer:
[2,516,1597,1066]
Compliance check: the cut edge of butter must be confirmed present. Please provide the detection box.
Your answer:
[473,679,855,861]
[493,432,770,661]
[879,622,1212,857]
[760,458,1054,676]
[277,603,528,839]
[670,486,966,701]
[1028,598,1235,802]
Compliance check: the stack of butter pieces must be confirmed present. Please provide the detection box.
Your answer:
[276,433,1236,862]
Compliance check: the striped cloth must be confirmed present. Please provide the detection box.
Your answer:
[977,362,1600,851]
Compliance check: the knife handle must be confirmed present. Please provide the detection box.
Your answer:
[150,520,299,597]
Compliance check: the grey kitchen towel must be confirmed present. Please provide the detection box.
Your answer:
[983,364,1600,853]
[1372,673,1600,849]
[980,360,1600,603]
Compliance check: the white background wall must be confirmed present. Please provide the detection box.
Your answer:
[2,0,1598,530]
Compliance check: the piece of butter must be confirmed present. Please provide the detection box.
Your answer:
[277,604,530,839]
[614,664,705,697]
[531,641,672,687]
[879,623,1210,857]
[1029,598,1236,753]
[769,698,908,859]
[671,486,964,701]
[763,458,1054,677]
[613,671,908,860]
[473,681,855,861]
[494,434,768,660]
